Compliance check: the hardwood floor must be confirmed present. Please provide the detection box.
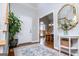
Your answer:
[44,34,54,48]
[45,40,54,48]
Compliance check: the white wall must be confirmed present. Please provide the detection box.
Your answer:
[11,3,39,44]
[37,3,79,49]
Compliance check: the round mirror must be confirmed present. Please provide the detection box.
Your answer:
[58,4,78,31]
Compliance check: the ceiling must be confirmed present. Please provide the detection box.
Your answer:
[20,3,38,9]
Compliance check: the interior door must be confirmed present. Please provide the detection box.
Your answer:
[18,16,32,44]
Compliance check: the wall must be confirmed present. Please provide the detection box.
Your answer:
[11,3,39,44]
[37,3,79,49]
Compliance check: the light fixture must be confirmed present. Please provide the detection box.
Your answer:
[49,23,53,26]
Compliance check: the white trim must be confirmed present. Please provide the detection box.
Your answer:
[38,18,40,42]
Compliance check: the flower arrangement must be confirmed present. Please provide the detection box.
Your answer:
[58,16,78,34]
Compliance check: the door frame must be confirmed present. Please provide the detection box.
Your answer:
[39,11,54,43]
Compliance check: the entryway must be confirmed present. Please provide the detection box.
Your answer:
[39,12,54,48]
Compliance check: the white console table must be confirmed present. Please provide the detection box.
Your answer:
[59,35,79,56]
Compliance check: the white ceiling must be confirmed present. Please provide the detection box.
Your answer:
[20,3,38,9]
[28,3,38,7]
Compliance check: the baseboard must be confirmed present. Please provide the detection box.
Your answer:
[16,42,39,48]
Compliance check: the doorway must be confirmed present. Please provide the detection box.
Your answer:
[39,12,54,48]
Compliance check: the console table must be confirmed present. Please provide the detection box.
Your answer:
[59,35,79,56]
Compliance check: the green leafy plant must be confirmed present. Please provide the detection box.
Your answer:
[8,11,22,42]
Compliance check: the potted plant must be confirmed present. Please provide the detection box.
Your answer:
[8,11,22,48]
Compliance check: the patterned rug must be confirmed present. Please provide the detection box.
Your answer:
[14,44,67,56]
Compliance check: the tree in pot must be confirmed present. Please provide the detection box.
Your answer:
[8,11,22,48]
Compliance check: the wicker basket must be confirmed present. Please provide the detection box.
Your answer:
[61,38,70,47]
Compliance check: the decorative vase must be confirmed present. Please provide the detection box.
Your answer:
[64,30,68,35]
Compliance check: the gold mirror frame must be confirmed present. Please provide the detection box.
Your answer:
[58,4,78,30]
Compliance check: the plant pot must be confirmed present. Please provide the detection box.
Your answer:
[9,39,18,48]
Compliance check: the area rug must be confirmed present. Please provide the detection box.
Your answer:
[14,44,67,56]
